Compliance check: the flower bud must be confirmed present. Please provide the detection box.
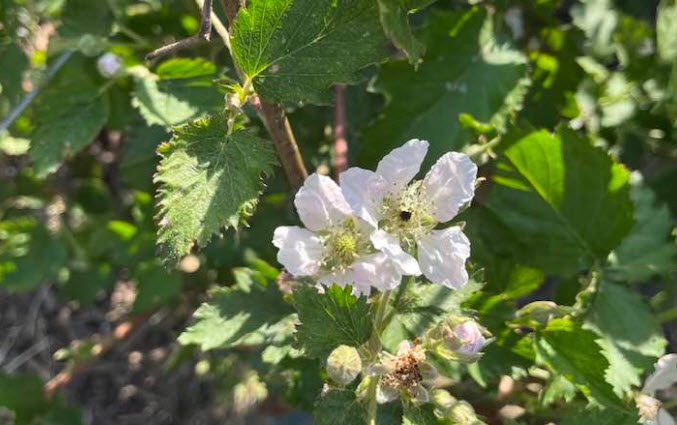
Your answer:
[431,388,457,416]
[97,52,123,78]
[326,345,362,385]
[427,316,486,363]
[449,401,484,425]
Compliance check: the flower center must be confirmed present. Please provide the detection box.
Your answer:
[381,348,426,394]
[378,180,436,252]
[321,217,371,271]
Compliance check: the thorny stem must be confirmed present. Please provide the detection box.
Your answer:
[367,290,392,425]
[145,0,214,61]
[219,0,308,190]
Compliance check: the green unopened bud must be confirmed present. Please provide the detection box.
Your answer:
[515,301,571,328]
[449,401,483,425]
[327,345,362,385]
[431,389,457,416]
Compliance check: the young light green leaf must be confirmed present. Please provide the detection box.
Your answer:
[231,0,389,104]
[154,114,277,264]
[293,285,372,358]
[360,8,529,167]
[376,0,426,64]
[471,127,633,275]
[534,319,621,408]
[607,181,677,282]
[131,60,224,127]
[584,280,667,397]
[541,375,577,406]
[30,63,109,177]
[178,269,293,350]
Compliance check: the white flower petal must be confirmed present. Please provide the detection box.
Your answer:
[294,173,352,231]
[339,167,387,228]
[273,226,326,276]
[396,340,414,356]
[423,152,478,222]
[376,139,429,191]
[644,354,677,394]
[376,382,400,403]
[351,253,402,294]
[417,227,471,289]
[658,409,676,425]
[318,269,355,290]
[370,230,421,276]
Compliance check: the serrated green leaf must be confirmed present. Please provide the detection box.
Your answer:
[658,0,677,63]
[30,63,109,178]
[293,285,372,358]
[560,407,639,425]
[541,374,577,406]
[470,127,633,275]
[154,114,277,264]
[0,218,67,293]
[608,182,677,281]
[359,8,529,167]
[231,0,389,104]
[313,388,367,425]
[377,0,426,63]
[534,319,621,408]
[382,280,482,352]
[584,280,667,397]
[178,269,293,350]
[131,61,224,127]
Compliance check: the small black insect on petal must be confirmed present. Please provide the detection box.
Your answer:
[400,211,412,221]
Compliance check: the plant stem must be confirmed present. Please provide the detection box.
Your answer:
[366,290,392,425]
[333,84,348,180]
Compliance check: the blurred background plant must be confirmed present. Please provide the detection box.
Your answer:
[0,0,676,424]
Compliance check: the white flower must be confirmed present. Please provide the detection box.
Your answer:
[96,52,123,78]
[273,173,405,296]
[637,354,677,425]
[340,139,477,289]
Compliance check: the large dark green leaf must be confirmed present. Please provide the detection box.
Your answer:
[359,8,529,167]
[470,127,633,275]
[231,0,389,104]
